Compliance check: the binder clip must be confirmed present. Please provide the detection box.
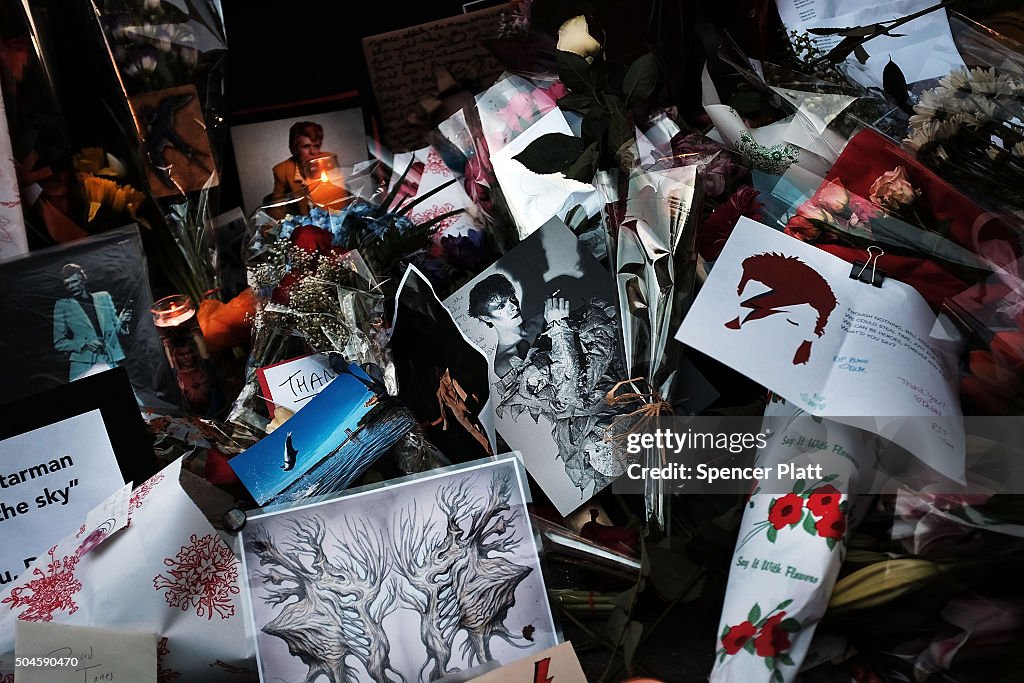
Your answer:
[222,507,248,533]
[850,246,886,287]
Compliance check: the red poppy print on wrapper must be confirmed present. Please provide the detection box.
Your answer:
[153,533,240,620]
[1,545,82,621]
[737,474,848,551]
[413,203,459,234]
[718,600,800,680]
[130,472,165,512]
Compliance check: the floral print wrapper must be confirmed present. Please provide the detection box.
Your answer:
[710,397,881,682]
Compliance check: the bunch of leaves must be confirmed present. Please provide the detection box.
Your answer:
[513,48,659,181]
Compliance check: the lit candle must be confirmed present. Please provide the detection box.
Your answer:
[304,153,349,210]
[151,294,213,415]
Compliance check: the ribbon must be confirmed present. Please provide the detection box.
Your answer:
[604,376,673,443]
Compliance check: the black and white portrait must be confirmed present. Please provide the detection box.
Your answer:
[0,225,181,411]
[444,219,630,516]
[240,458,556,683]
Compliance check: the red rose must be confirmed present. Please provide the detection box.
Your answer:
[807,484,841,517]
[991,330,1024,370]
[815,508,847,539]
[291,224,334,255]
[699,185,763,261]
[754,612,792,657]
[784,215,821,242]
[768,493,804,529]
[271,271,299,305]
[721,620,757,654]
[968,350,1023,394]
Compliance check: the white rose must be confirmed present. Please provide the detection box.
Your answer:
[557,15,601,62]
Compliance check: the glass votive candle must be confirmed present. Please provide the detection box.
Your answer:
[151,294,214,415]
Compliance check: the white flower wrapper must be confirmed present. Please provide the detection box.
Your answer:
[710,398,881,682]
[0,457,256,681]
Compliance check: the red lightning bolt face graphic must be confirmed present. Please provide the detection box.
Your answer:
[533,657,553,683]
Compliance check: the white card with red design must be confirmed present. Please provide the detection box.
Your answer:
[387,145,479,237]
[15,621,156,683]
[676,217,965,481]
[0,457,256,681]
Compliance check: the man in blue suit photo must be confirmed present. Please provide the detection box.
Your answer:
[52,263,133,381]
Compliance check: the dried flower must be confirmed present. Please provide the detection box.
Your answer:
[784,215,821,242]
[816,179,849,214]
[869,166,919,209]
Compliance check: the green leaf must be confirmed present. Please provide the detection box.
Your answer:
[773,668,784,682]
[792,478,805,494]
[775,599,793,611]
[803,510,818,536]
[564,141,599,183]
[821,474,838,483]
[766,526,778,543]
[765,656,775,670]
[721,624,731,637]
[623,52,658,107]
[512,133,585,174]
[622,621,643,668]
[556,49,596,95]
[743,639,756,654]
[827,537,837,551]
[608,109,635,172]
[748,603,762,624]
[780,618,800,633]
[557,91,599,116]
[779,653,796,666]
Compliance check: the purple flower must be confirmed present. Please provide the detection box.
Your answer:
[670,132,746,198]
[440,229,490,271]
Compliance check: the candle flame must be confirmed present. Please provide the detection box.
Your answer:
[320,171,329,183]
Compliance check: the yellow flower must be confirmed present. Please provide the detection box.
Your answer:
[557,15,601,62]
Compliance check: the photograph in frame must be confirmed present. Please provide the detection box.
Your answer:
[230,105,367,218]
[0,225,181,411]
[443,218,632,516]
[240,456,558,683]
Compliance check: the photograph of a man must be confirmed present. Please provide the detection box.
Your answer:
[53,262,133,381]
[269,121,325,204]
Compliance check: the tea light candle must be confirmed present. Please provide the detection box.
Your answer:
[304,153,349,209]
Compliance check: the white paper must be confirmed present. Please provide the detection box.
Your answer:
[80,482,132,557]
[0,410,124,587]
[0,85,28,262]
[257,352,338,416]
[15,621,156,683]
[0,457,256,681]
[676,217,965,481]
[775,0,964,87]
[490,108,604,239]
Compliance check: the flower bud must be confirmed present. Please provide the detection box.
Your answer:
[869,165,920,209]
[557,15,601,62]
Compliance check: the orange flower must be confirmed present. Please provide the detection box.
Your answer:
[197,288,257,354]
[869,166,919,209]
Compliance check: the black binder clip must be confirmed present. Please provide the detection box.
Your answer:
[222,507,248,533]
[850,246,886,287]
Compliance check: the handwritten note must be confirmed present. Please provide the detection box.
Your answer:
[467,642,587,682]
[361,7,508,151]
[15,621,156,683]
[256,353,338,417]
